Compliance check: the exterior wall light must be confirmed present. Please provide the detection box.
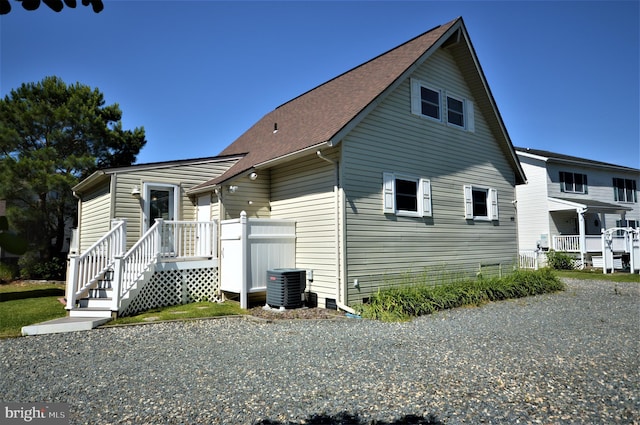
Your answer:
[227,185,238,193]
[131,185,141,198]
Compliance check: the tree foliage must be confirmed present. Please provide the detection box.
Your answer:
[1,0,104,15]
[0,76,146,271]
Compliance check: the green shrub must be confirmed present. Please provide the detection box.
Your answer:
[0,261,19,282]
[546,250,576,270]
[18,253,66,280]
[355,269,564,322]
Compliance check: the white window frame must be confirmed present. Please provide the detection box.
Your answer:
[411,79,475,132]
[142,182,181,231]
[464,185,498,221]
[383,172,432,218]
[613,178,637,203]
[560,171,588,194]
[411,79,441,123]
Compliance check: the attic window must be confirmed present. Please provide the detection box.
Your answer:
[411,78,475,132]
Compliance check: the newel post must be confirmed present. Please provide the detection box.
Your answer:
[65,255,79,311]
[111,255,123,314]
[240,211,248,309]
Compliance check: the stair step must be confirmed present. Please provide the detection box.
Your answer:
[69,307,113,319]
[89,288,113,298]
[79,298,113,309]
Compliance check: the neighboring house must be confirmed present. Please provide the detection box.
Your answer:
[515,147,639,267]
[68,17,527,317]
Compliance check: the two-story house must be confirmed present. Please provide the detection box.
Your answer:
[515,147,639,268]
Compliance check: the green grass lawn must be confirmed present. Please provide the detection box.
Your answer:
[555,269,640,283]
[0,281,67,338]
[107,300,246,326]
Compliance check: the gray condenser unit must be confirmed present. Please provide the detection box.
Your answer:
[266,268,306,309]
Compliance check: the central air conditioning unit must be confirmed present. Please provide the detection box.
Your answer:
[266,268,306,309]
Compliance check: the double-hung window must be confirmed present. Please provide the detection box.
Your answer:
[613,178,637,203]
[411,78,474,132]
[383,172,432,217]
[560,171,588,194]
[446,95,465,127]
[464,185,498,221]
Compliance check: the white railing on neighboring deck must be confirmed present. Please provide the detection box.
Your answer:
[553,234,628,253]
[66,219,126,310]
[519,250,539,270]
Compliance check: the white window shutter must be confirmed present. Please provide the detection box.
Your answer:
[465,99,475,132]
[463,185,473,219]
[420,178,432,217]
[410,79,421,116]
[489,188,499,220]
[383,172,395,214]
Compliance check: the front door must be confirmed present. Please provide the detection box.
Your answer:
[144,184,178,230]
[144,184,179,254]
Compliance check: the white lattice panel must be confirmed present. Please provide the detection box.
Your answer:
[122,266,220,316]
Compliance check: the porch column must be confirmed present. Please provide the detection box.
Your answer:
[578,208,587,268]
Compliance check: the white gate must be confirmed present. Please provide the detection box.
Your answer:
[220,211,296,308]
[600,227,640,274]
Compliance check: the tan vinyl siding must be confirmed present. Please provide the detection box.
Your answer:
[114,160,237,248]
[342,48,518,303]
[77,158,238,251]
[270,152,339,308]
[221,171,271,219]
[78,182,111,251]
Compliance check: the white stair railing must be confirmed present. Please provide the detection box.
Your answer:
[112,220,162,312]
[66,219,126,310]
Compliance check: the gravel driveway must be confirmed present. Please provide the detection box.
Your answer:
[1,278,638,424]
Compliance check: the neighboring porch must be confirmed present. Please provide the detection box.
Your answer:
[547,197,633,267]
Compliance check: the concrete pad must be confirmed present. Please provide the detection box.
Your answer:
[21,316,112,336]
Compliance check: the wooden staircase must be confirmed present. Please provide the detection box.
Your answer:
[69,269,115,319]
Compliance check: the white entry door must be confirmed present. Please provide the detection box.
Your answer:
[143,184,179,229]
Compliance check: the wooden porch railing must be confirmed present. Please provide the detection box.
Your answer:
[66,219,126,310]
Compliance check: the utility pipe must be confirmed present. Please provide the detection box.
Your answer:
[316,150,344,308]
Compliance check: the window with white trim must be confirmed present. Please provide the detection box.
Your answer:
[383,172,432,217]
[560,171,588,194]
[463,185,498,220]
[613,178,637,203]
[410,78,475,132]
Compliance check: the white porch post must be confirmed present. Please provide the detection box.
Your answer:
[577,208,587,269]
[240,211,248,309]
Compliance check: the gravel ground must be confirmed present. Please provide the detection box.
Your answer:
[1,278,638,424]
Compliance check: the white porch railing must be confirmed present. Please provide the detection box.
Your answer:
[159,220,216,258]
[67,219,217,314]
[552,235,623,253]
[66,219,126,310]
[114,219,218,311]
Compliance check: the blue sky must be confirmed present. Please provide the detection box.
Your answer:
[1,1,639,169]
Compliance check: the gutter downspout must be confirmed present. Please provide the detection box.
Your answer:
[316,150,353,314]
